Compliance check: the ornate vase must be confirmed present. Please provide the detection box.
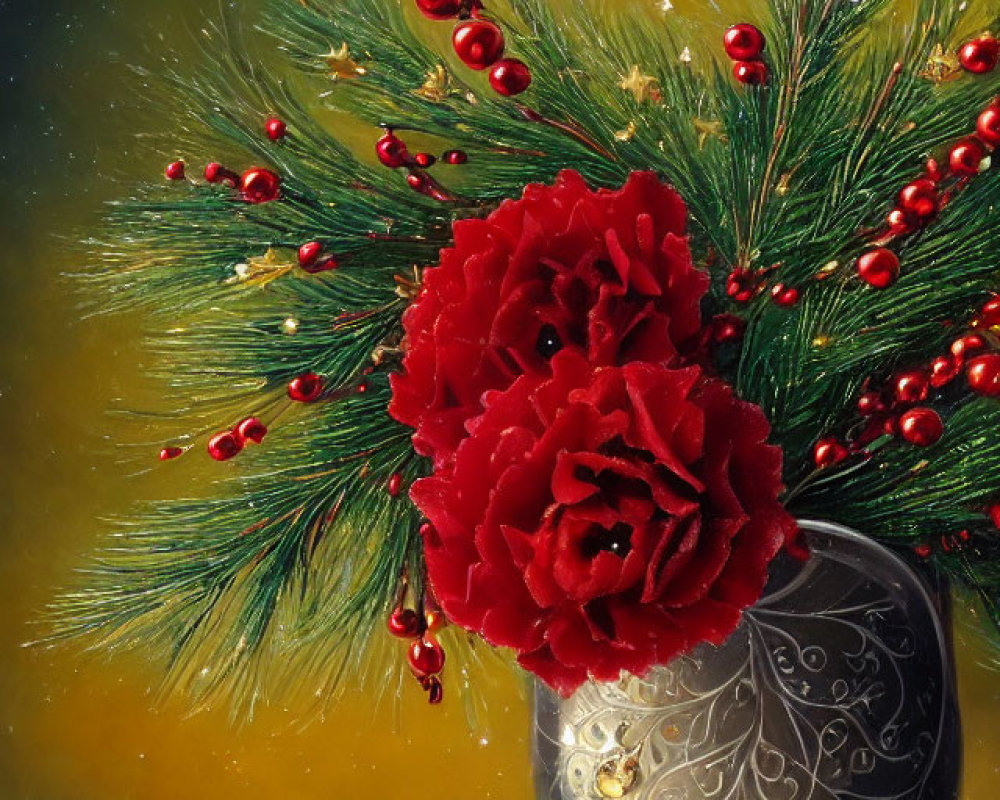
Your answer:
[532,520,961,799]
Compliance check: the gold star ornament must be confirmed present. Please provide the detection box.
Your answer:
[323,43,366,80]
[619,65,660,103]
[918,44,961,83]
[415,65,455,103]
[692,117,727,150]
[227,248,296,288]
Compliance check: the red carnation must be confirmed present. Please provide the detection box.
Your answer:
[390,170,708,470]
[411,351,796,696]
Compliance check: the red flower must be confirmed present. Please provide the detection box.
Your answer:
[390,170,708,470]
[411,351,796,696]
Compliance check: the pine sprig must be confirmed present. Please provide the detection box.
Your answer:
[54,0,1000,709]
[51,376,426,712]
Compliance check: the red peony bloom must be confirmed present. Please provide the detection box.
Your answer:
[411,351,796,696]
[390,170,708,470]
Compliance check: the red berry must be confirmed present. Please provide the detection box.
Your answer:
[426,675,444,705]
[856,248,899,289]
[387,472,404,497]
[989,503,1000,530]
[899,407,943,447]
[980,296,1000,327]
[725,269,755,303]
[414,152,437,168]
[408,636,446,677]
[857,416,887,446]
[723,24,766,61]
[407,172,432,193]
[204,162,237,185]
[930,355,960,388]
[913,543,933,559]
[452,19,505,70]
[236,417,268,444]
[925,158,944,182]
[958,36,1000,74]
[298,241,323,269]
[489,58,532,96]
[897,178,938,223]
[265,117,287,141]
[165,160,186,180]
[813,437,849,468]
[415,0,462,19]
[951,334,987,361]
[886,207,916,236]
[949,138,986,176]
[159,446,184,461]
[303,256,339,274]
[967,353,1000,396]
[288,372,323,402]
[894,370,929,405]
[376,132,409,168]
[239,167,281,203]
[770,284,799,307]
[733,60,768,86]
[977,105,1000,148]
[442,149,468,165]
[387,608,421,638]
[208,431,243,461]
[857,391,885,416]
[711,313,745,343]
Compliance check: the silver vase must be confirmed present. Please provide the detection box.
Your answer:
[532,520,961,799]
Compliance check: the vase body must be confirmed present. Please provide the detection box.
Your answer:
[532,520,961,799]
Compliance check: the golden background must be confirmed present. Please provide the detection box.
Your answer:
[0,0,998,797]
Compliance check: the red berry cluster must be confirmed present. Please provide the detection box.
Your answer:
[415,0,532,96]
[186,372,328,463]
[724,23,768,86]
[375,128,467,201]
[854,370,947,447]
[297,241,339,274]
[914,497,1000,560]
[208,417,268,462]
[387,598,446,705]
[913,529,972,560]
[857,89,999,289]
[200,162,282,204]
[726,264,799,308]
[814,297,1000,467]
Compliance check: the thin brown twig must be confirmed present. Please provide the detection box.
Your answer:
[516,104,616,160]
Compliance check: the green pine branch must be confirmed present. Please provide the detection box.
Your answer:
[52,0,1000,708]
